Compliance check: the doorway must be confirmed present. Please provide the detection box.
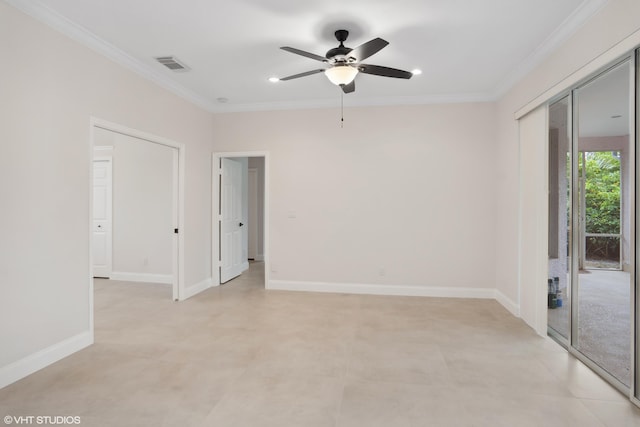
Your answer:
[212,152,268,286]
[89,119,185,305]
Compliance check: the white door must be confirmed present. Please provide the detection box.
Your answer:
[220,158,244,283]
[92,158,112,278]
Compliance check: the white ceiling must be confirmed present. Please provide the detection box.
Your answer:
[9,0,608,113]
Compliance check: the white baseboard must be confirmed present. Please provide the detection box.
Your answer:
[268,280,523,318]
[254,254,265,262]
[0,331,93,389]
[494,289,520,317]
[110,271,173,284]
[182,277,213,300]
[267,280,496,299]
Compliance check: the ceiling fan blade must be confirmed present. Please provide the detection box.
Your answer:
[280,46,327,62]
[279,69,326,81]
[341,81,355,94]
[358,64,413,79]
[349,38,388,61]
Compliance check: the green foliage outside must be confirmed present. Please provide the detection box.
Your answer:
[582,151,620,261]
[584,151,620,234]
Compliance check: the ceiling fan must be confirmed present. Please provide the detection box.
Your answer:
[278,30,413,94]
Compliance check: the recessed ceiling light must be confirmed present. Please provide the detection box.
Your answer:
[411,69,422,75]
[268,77,280,83]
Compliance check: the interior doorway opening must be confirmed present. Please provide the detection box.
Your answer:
[212,152,268,287]
[89,119,185,306]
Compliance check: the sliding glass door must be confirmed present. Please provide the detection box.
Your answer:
[548,96,571,341]
[573,59,633,389]
[548,57,635,394]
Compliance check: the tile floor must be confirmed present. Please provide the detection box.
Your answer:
[1,262,640,426]
[547,270,631,386]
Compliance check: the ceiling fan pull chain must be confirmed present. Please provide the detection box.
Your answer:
[341,91,344,128]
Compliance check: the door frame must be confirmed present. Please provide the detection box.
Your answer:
[89,117,185,332]
[212,151,269,286]
[542,56,637,398]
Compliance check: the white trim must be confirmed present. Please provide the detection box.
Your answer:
[268,280,496,299]
[89,117,185,302]
[494,289,521,317]
[5,0,218,113]
[254,254,265,262]
[494,0,609,99]
[109,272,173,285]
[4,0,607,113]
[182,277,215,300]
[0,332,92,389]
[269,280,522,317]
[212,155,219,286]
[212,151,270,288]
[88,126,95,337]
[91,118,186,151]
[515,27,640,119]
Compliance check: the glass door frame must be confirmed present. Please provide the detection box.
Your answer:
[547,93,572,346]
[633,48,639,407]
[547,53,637,400]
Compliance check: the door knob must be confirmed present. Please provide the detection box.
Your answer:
[239,222,244,227]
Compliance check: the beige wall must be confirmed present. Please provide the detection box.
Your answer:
[2,0,640,388]
[95,128,175,281]
[495,0,640,321]
[212,103,498,291]
[0,1,213,381]
[248,157,266,259]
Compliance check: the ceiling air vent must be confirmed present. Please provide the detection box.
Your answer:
[154,56,190,72]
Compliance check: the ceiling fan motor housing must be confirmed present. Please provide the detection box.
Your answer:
[326,29,353,61]
[326,47,352,60]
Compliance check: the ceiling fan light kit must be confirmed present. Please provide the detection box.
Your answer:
[325,65,359,86]
[279,29,413,94]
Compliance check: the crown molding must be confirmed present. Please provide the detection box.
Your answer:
[5,0,219,113]
[6,0,609,113]
[493,0,609,98]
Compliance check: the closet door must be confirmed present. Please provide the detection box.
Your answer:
[547,96,571,342]
[572,59,633,391]
[519,104,550,335]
